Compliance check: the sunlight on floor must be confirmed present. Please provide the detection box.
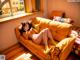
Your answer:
[14,53,32,60]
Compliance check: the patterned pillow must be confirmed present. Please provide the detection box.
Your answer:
[50,47,61,60]
[53,16,62,22]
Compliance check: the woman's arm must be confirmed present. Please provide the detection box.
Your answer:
[23,32,29,39]
[30,28,39,34]
[32,28,39,33]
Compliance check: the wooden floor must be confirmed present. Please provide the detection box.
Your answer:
[1,41,80,60]
[1,43,39,60]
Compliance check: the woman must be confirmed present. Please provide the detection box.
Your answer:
[19,21,57,53]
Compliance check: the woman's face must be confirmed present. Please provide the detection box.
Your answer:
[24,23,29,31]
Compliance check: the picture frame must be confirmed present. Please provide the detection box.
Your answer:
[67,0,80,2]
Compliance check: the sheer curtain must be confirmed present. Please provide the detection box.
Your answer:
[24,0,32,13]
[24,0,40,13]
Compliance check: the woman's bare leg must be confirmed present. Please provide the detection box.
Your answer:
[38,28,50,53]
[43,29,49,50]
[45,28,57,45]
[37,28,55,53]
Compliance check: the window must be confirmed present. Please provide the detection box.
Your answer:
[0,0,10,16]
[10,0,25,15]
[0,0,25,18]
[0,0,40,19]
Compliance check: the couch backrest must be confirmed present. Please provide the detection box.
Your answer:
[32,17,72,41]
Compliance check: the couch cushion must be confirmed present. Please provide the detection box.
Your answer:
[49,21,72,41]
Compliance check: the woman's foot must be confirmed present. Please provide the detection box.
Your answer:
[44,48,50,54]
[44,46,53,54]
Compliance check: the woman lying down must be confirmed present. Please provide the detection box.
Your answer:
[18,21,57,53]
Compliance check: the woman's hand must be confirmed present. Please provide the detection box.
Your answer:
[30,28,38,33]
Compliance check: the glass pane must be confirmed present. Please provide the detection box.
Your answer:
[2,2,10,14]
[10,0,25,15]
[0,0,11,18]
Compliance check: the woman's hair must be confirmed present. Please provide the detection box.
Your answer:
[19,22,26,35]
[19,21,34,35]
[26,21,34,31]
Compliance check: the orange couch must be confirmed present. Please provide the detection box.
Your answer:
[15,17,76,60]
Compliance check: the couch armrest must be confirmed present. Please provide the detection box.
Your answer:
[56,37,76,60]
[19,36,50,60]
[15,27,21,39]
